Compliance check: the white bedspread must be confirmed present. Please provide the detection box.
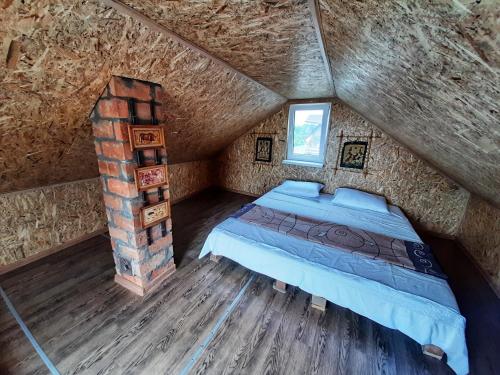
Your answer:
[199,190,469,374]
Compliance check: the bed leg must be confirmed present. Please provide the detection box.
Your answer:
[273,280,287,293]
[210,254,221,263]
[311,295,327,311]
[422,345,444,360]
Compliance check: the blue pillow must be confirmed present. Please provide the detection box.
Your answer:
[331,187,389,214]
[274,180,324,198]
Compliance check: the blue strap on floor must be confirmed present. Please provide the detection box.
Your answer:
[179,273,256,375]
[0,286,61,375]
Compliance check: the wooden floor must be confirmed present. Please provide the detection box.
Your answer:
[0,188,498,375]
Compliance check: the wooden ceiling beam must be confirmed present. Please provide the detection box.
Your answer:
[101,0,287,101]
[308,0,336,97]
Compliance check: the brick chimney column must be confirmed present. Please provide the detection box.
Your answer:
[90,76,175,297]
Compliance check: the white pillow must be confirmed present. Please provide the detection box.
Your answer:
[274,180,324,198]
[331,187,389,214]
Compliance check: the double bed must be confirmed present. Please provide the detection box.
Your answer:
[200,187,469,374]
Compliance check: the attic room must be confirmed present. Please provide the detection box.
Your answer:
[0,0,498,374]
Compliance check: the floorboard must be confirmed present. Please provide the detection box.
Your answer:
[0,188,497,375]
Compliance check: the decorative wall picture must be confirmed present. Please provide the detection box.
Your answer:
[255,136,273,163]
[128,125,166,151]
[340,141,368,170]
[141,200,170,229]
[134,164,168,191]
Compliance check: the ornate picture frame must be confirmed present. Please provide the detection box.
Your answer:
[140,200,170,229]
[134,164,168,192]
[128,125,166,151]
[255,136,273,163]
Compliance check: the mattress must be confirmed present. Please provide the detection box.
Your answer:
[199,189,469,374]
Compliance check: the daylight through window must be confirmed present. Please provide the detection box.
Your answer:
[284,103,331,167]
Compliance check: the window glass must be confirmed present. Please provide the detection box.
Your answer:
[285,103,331,167]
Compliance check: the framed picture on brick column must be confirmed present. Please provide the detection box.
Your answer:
[128,125,166,151]
[141,201,170,229]
[134,165,168,192]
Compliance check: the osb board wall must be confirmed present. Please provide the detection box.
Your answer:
[169,160,215,204]
[319,0,500,207]
[217,102,469,235]
[121,0,332,99]
[0,0,284,194]
[0,160,215,266]
[458,195,500,295]
[0,178,106,266]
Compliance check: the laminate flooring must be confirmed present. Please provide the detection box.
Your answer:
[1,188,498,375]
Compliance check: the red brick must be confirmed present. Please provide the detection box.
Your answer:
[113,212,140,232]
[111,239,119,251]
[139,251,165,275]
[105,208,113,222]
[107,178,138,198]
[166,218,172,231]
[99,176,107,192]
[95,141,102,156]
[98,98,129,118]
[149,259,175,282]
[145,190,160,203]
[103,192,123,211]
[109,226,129,243]
[108,76,152,101]
[92,120,114,139]
[150,225,162,241]
[98,160,120,177]
[119,244,143,261]
[120,273,145,287]
[113,122,130,141]
[148,232,173,254]
[128,230,148,248]
[163,189,170,200]
[155,104,166,122]
[121,163,136,179]
[158,148,168,158]
[142,149,156,159]
[101,141,133,161]
[135,102,152,121]
[154,85,166,102]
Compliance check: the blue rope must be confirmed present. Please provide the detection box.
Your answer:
[0,286,61,375]
[179,273,256,375]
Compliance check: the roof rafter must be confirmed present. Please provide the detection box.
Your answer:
[308,0,336,97]
[101,0,288,101]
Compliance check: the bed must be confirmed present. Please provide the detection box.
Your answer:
[199,188,469,374]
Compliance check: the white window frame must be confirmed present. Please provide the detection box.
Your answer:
[283,102,331,168]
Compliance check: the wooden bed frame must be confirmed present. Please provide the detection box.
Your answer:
[210,253,444,361]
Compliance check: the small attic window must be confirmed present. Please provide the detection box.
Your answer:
[283,103,331,168]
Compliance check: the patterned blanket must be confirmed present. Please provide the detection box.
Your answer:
[233,204,446,279]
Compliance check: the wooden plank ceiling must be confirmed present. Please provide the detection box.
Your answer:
[319,0,499,206]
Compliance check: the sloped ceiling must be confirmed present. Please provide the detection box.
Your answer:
[1,0,498,207]
[120,0,333,99]
[0,0,285,193]
[319,0,500,206]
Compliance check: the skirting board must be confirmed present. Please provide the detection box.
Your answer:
[219,186,259,198]
[0,227,108,276]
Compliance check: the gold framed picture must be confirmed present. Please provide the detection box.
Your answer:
[140,200,170,229]
[128,125,166,151]
[134,164,168,192]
